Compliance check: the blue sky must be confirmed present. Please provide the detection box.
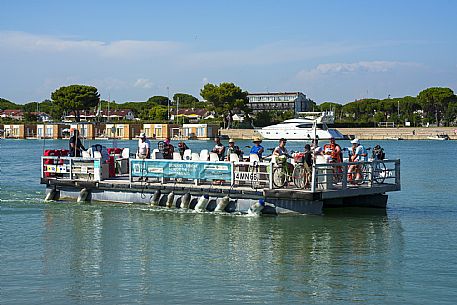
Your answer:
[1,0,456,104]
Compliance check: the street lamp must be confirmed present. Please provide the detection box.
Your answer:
[167,86,170,121]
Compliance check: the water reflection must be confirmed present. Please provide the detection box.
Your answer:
[40,204,405,303]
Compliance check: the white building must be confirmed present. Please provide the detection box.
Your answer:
[247,92,313,114]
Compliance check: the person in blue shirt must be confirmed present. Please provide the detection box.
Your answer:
[250,137,264,160]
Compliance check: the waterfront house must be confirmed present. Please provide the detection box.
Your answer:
[105,123,141,139]
[37,123,69,139]
[142,123,179,139]
[181,123,219,140]
[69,123,107,139]
[2,124,37,139]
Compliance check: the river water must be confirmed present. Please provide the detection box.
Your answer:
[1,139,456,304]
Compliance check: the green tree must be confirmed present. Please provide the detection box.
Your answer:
[0,98,18,110]
[200,82,249,128]
[147,96,169,106]
[417,87,456,126]
[51,85,100,122]
[173,93,206,108]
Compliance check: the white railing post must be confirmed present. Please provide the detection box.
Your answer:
[342,162,348,190]
[41,157,44,179]
[311,164,316,192]
[369,161,374,187]
[269,162,273,189]
[395,159,401,187]
[69,158,73,180]
[129,159,132,182]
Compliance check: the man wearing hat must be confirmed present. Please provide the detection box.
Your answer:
[348,138,367,182]
[137,132,150,159]
[250,137,264,160]
[227,138,243,160]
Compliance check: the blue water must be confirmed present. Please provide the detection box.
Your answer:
[1,138,456,304]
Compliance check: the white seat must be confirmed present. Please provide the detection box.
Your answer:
[151,149,163,160]
[191,153,200,161]
[183,149,192,160]
[93,151,102,159]
[199,149,209,161]
[173,152,182,160]
[209,152,219,162]
[229,153,239,162]
[249,154,260,164]
[121,148,130,158]
[82,151,91,159]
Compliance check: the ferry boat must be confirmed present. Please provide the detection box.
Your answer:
[256,111,344,140]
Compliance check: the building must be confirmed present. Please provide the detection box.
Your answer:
[69,123,106,139]
[170,108,211,123]
[1,110,24,120]
[36,124,69,139]
[142,123,179,139]
[104,123,141,140]
[247,92,313,114]
[181,124,219,140]
[3,124,36,138]
[64,109,135,122]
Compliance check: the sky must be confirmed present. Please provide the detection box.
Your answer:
[1,0,456,104]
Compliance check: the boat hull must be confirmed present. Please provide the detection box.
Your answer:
[257,128,344,140]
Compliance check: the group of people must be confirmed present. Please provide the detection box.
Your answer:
[138,133,182,160]
[210,136,265,161]
[269,136,370,183]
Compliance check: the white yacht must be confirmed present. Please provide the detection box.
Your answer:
[256,111,344,140]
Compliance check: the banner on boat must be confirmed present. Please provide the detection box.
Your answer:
[130,159,232,181]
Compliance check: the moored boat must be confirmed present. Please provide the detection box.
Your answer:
[427,134,449,140]
[256,111,344,140]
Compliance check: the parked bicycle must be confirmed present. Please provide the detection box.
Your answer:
[272,153,307,188]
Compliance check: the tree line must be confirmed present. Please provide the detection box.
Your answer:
[1,85,456,127]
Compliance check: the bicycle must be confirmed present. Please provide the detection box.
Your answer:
[272,155,307,188]
[347,147,387,184]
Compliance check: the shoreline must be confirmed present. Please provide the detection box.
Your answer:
[220,127,457,140]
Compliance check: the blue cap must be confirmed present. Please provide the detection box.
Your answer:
[203,194,209,199]
[258,199,265,206]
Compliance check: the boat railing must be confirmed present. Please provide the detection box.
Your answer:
[311,159,400,192]
[42,156,400,193]
[41,156,101,181]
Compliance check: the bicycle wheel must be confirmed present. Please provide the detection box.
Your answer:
[332,166,343,184]
[249,164,261,189]
[372,161,386,184]
[273,167,287,188]
[292,165,305,188]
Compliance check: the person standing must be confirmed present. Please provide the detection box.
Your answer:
[211,136,226,161]
[273,138,289,157]
[348,138,367,182]
[137,132,151,159]
[69,129,86,157]
[323,137,342,163]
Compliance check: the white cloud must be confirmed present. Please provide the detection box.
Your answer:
[0,31,181,58]
[297,61,422,80]
[134,78,154,89]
